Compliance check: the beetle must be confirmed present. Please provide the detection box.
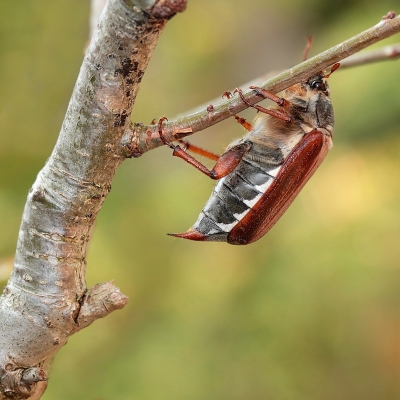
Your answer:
[159,63,339,245]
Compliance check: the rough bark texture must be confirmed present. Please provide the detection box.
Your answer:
[0,0,185,398]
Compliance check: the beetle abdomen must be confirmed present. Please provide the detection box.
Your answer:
[169,130,330,245]
[170,144,281,242]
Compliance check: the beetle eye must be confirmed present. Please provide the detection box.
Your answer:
[310,80,325,91]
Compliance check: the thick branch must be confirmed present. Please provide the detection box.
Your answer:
[121,12,400,157]
[0,0,186,399]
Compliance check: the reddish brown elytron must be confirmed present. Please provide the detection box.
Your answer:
[159,64,339,245]
[228,130,329,244]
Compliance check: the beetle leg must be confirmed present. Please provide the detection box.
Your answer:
[249,86,290,107]
[234,115,253,131]
[234,88,292,123]
[157,117,174,148]
[222,91,233,99]
[222,90,253,130]
[172,142,250,180]
[177,140,219,161]
[158,118,250,180]
[157,118,219,161]
[209,142,251,179]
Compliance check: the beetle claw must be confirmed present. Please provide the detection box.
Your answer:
[157,117,174,147]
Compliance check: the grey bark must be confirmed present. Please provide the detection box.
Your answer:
[0,0,185,398]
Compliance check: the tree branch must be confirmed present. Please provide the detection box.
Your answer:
[74,282,128,332]
[0,0,186,399]
[121,12,400,157]
[339,42,400,68]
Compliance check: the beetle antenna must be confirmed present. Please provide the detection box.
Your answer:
[303,36,313,61]
[323,62,340,79]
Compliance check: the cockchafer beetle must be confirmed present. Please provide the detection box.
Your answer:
[159,63,339,245]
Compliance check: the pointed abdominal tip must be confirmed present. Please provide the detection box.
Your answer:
[167,229,206,241]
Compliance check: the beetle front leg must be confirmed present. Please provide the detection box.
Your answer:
[249,86,290,108]
[234,88,292,123]
[158,118,250,180]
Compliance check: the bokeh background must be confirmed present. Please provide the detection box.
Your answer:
[1,0,400,399]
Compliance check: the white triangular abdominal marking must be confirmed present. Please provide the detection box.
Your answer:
[267,166,280,177]
[242,192,263,208]
[233,207,251,221]
[254,179,274,193]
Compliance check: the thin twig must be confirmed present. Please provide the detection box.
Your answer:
[168,41,400,120]
[123,13,400,157]
[339,42,400,68]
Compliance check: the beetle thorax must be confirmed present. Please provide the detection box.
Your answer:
[297,92,334,136]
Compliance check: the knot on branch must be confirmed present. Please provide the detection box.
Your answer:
[74,282,128,332]
[151,0,187,20]
[0,365,47,399]
[121,122,143,158]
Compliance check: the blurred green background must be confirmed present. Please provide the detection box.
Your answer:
[1,0,400,399]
